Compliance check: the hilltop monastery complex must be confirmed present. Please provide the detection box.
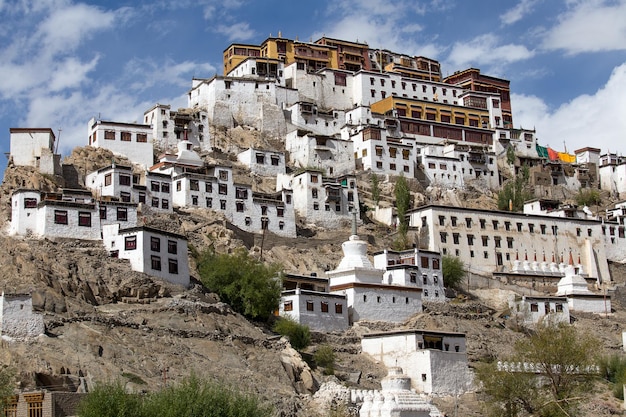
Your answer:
[3,34,626,415]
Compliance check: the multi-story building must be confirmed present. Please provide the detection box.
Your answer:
[85,164,173,213]
[285,130,355,177]
[9,127,61,175]
[277,170,359,229]
[444,68,513,128]
[10,189,137,240]
[237,148,286,177]
[280,272,349,332]
[509,295,570,325]
[143,104,210,152]
[327,228,423,323]
[87,118,154,169]
[187,75,295,136]
[361,329,472,394]
[599,152,626,197]
[102,225,190,287]
[373,248,444,303]
[406,203,623,283]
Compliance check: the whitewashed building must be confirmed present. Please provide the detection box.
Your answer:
[555,264,611,314]
[143,104,210,152]
[285,101,346,137]
[407,204,620,282]
[237,148,286,177]
[373,249,444,302]
[88,118,154,169]
[187,75,296,136]
[279,272,349,332]
[280,289,348,332]
[85,164,173,213]
[418,142,499,190]
[10,189,138,240]
[0,293,45,339]
[285,130,355,177]
[102,225,190,287]
[509,295,570,325]
[277,170,359,229]
[9,128,61,175]
[327,226,422,323]
[361,329,472,395]
[348,124,415,177]
[598,152,626,197]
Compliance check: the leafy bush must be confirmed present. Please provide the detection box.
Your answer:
[314,344,335,375]
[0,366,15,414]
[273,316,311,350]
[575,188,601,207]
[78,376,273,417]
[442,255,465,289]
[370,173,381,204]
[497,166,533,212]
[195,248,282,320]
[77,381,143,417]
[599,354,626,399]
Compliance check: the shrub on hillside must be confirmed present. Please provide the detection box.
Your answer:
[195,248,282,321]
[314,344,336,375]
[78,376,273,417]
[273,316,311,350]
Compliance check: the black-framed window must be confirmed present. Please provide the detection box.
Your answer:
[78,212,91,227]
[125,236,137,250]
[151,256,161,271]
[168,240,177,254]
[168,258,178,274]
[54,210,68,225]
[151,236,160,252]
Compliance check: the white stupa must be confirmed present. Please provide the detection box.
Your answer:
[555,252,610,314]
[355,367,443,417]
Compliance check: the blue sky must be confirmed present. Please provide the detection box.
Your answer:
[1,0,626,167]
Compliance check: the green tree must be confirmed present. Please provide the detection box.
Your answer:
[273,316,311,350]
[0,366,15,414]
[393,175,411,250]
[195,248,282,320]
[506,146,517,166]
[442,255,465,288]
[370,173,381,205]
[498,166,533,212]
[477,322,598,417]
[575,188,601,207]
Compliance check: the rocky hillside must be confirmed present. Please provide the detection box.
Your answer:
[1,147,626,416]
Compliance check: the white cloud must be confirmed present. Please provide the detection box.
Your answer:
[314,2,442,58]
[214,22,256,42]
[35,3,117,55]
[48,56,100,92]
[513,62,626,153]
[446,34,534,72]
[125,58,216,92]
[542,0,626,54]
[500,0,540,25]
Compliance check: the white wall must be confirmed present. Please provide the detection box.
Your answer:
[88,118,154,169]
[9,128,56,167]
[0,294,45,339]
[361,332,471,394]
[280,289,348,332]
